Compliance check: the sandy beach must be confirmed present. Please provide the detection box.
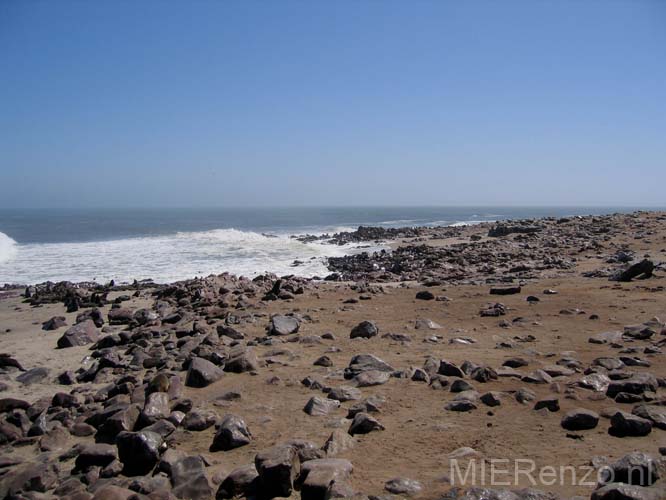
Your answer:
[0,211,665,499]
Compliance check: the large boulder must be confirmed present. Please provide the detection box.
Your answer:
[609,411,652,437]
[57,320,100,348]
[269,315,300,335]
[344,354,394,379]
[223,347,260,373]
[75,443,118,470]
[606,373,659,398]
[186,357,224,388]
[255,443,300,498]
[350,321,378,339]
[216,464,259,499]
[296,458,353,500]
[116,430,164,476]
[210,414,252,451]
[170,455,214,499]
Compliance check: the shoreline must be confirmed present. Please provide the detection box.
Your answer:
[0,210,664,498]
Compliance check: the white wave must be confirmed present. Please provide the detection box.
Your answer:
[0,228,376,285]
[376,219,420,225]
[449,220,495,227]
[0,232,18,264]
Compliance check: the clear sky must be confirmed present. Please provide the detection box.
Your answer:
[1,1,665,208]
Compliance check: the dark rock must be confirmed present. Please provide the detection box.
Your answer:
[344,353,394,379]
[255,443,300,498]
[490,286,521,295]
[592,483,662,500]
[170,455,213,499]
[216,464,259,499]
[57,320,100,348]
[606,373,659,398]
[599,452,659,486]
[223,347,260,373]
[297,458,353,500]
[534,398,559,412]
[613,259,655,282]
[42,316,66,330]
[210,414,252,451]
[348,412,384,435]
[350,320,379,339]
[186,357,224,388]
[609,411,652,437]
[116,430,164,476]
[561,408,599,430]
[415,290,435,300]
[75,443,118,470]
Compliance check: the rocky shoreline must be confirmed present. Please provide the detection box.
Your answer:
[0,211,665,499]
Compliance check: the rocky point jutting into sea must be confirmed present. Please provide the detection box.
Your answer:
[0,211,665,499]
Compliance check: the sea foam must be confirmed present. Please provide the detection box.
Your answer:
[0,228,377,285]
[0,232,18,264]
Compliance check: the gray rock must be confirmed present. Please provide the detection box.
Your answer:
[269,315,300,335]
[328,386,362,402]
[354,370,390,387]
[599,452,659,486]
[16,367,49,385]
[182,409,218,431]
[344,353,394,379]
[140,392,170,427]
[224,347,260,373]
[303,396,340,416]
[322,429,355,456]
[385,477,423,496]
[592,483,662,500]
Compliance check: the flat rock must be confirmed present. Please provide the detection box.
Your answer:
[303,396,340,416]
[269,315,300,336]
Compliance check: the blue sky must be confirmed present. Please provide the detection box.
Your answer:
[1,1,665,208]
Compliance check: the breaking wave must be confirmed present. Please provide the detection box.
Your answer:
[0,232,18,264]
[0,228,373,285]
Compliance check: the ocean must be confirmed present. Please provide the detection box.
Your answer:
[0,206,658,285]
